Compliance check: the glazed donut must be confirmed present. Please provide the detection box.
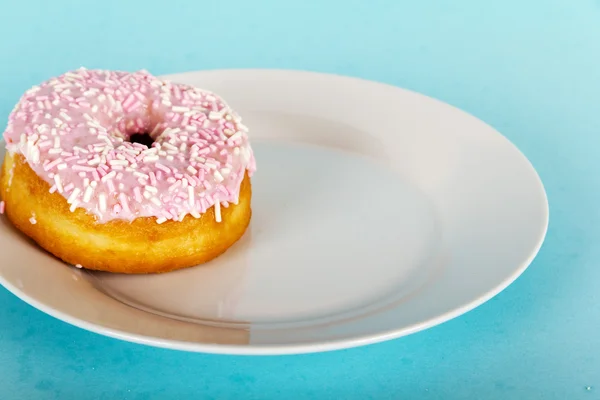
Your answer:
[0,68,256,274]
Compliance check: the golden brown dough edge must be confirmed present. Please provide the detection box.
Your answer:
[0,153,252,274]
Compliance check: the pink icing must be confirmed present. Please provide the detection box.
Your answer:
[2,68,256,223]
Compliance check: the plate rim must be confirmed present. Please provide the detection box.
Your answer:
[0,68,549,355]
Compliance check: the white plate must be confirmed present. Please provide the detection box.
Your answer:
[0,69,548,355]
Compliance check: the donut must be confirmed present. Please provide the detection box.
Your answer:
[0,68,256,274]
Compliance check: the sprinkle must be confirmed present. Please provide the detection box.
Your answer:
[109,159,128,166]
[149,171,157,186]
[214,170,224,183]
[155,163,171,173]
[101,170,116,182]
[118,193,131,213]
[187,186,195,207]
[144,185,158,194]
[63,183,75,193]
[53,175,64,193]
[187,165,198,175]
[67,188,81,204]
[56,163,68,170]
[133,187,143,203]
[143,155,159,163]
[83,185,94,202]
[106,179,116,193]
[44,158,63,171]
[168,180,181,192]
[0,201,4,214]
[214,199,222,222]
[156,217,167,224]
[150,197,162,206]
[69,201,80,212]
[133,171,149,179]
[227,131,243,144]
[209,111,222,120]
[98,193,107,212]
[75,264,83,269]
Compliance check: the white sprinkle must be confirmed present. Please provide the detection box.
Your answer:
[179,143,187,152]
[162,142,178,151]
[143,190,152,200]
[101,171,116,182]
[53,118,63,127]
[190,210,201,218]
[87,157,101,165]
[227,131,243,144]
[67,188,81,204]
[98,193,107,212]
[56,163,68,170]
[150,197,162,206]
[209,111,222,120]
[73,146,89,154]
[59,112,72,121]
[48,148,62,155]
[143,155,159,163]
[29,213,37,225]
[214,170,224,183]
[168,181,181,192]
[53,175,64,193]
[83,185,94,202]
[186,165,198,175]
[109,159,128,166]
[144,185,158,194]
[187,186,195,207]
[156,217,167,224]
[214,199,222,222]
[69,201,79,212]
[166,155,174,161]
[75,264,83,269]
[172,106,190,112]
[133,171,149,179]
[91,105,99,113]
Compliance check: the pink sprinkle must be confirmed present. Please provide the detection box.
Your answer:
[133,187,143,203]
[149,171,157,186]
[155,163,170,173]
[0,201,4,214]
[72,165,96,172]
[118,193,131,213]
[44,158,63,171]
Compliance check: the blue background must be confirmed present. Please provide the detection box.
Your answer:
[1,0,599,398]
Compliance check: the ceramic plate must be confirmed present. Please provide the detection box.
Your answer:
[0,69,548,355]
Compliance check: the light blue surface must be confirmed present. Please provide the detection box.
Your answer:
[0,0,599,398]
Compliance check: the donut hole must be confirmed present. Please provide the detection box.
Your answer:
[128,132,155,148]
